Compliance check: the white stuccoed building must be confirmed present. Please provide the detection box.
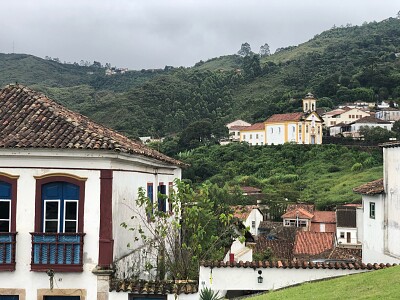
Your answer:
[0,85,196,300]
[354,142,400,264]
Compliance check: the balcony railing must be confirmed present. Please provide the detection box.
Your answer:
[30,232,85,272]
[0,232,17,271]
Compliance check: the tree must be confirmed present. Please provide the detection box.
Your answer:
[238,42,252,57]
[259,43,271,57]
[121,180,240,280]
[359,126,395,144]
[392,120,400,138]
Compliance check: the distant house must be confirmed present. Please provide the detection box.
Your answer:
[310,211,336,233]
[336,205,361,247]
[265,93,323,145]
[226,120,251,142]
[232,205,263,236]
[224,205,263,263]
[323,107,370,128]
[330,116,393,137]
[354,141,400,263]
[282,207,314,231]
[375,107,400,121]
[282,204,336,233]
[240,122,265,145]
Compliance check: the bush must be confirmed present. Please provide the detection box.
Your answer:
[327,165,341,173]
[351,162,363,172]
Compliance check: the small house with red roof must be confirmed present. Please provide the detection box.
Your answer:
[240,122,265,145]
[282,204,336,233]
[226,119,251,142]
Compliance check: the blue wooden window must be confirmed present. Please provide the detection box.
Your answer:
[42,182,79,233]
[147,183,154,217]
[0,181,11,232]
[158,184,167,212]
[0,296,19,300]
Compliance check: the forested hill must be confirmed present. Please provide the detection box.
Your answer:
[1,17,399,138]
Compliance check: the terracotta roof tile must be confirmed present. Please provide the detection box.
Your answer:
[0,84,183,166]
[354,116,391,124]
[286,204,314,213]
[312,211,336,223]
[265,112,305,123]
[109,279,198,294]
[282,207,314,219]
[294,232,334,255]
[229,125,251,130]
[232,205,259,220]
[353,178,384,195]
[255,237,294,261]
[200,260,395,270]
[241,122,265,131]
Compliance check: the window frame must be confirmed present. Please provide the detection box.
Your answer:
[0,199,11,232]
[369,202,375,219]
[0,174,18,233]
[34,174,86,233]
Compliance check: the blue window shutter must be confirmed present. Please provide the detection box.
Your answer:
[147,183,154,217]
[158,184,166,212]
[0,181,11,198]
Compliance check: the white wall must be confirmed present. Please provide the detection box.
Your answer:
[0,165,100,299]
[336,227,358,245]
[0,149,181,298]
[384,147,400,259]
[243,209,263,236]
[266,125,285,145]
[351,123,393,132]
[241,130,265,145]
[199,265,370,293]
[110,292,198,300]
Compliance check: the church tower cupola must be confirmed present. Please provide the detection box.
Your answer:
[303,92,317,113]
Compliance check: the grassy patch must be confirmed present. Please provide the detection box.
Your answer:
[250,266,400,300]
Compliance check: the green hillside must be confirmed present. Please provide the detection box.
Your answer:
[250,265,400,300]
[180,143,382,209]
[1,18,399,138]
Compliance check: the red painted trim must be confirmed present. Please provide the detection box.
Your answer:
[34,175,86,233]
[30,264,83,272]
[0,174,18,232]
[98,170,114,268]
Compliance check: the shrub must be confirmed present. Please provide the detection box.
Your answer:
[351,162,363,172]
[327,165,341,173]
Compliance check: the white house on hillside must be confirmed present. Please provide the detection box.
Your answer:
[240,123,265,145]
[354,142,400,264]
[0,85,190,299]
[226,120,251,142]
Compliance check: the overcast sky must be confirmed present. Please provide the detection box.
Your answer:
[1,0,398,70]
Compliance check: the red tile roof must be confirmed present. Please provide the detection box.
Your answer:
[241,122,265,131]
[0,84,183,166]
[240,186,262,194]
[265,112,304,123]
[229,125,251,130]
[294,232,334,255]
[110,279,198,294]
[312,211,336,223]
[286,204,314,213]
[353,178,384,195]
[282,208,314,219]
[201,260,394,271]
[354,116,391,124]
[232,205,260,220]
